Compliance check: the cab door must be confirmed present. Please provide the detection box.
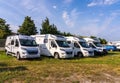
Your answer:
[49,40,57,56]
[74,42,81,56]
[40,39,50,56]
[13,39,20,56]
[89,43,96,50]
[10,39,15,54]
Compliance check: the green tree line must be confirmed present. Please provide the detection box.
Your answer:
[0,18,12,38]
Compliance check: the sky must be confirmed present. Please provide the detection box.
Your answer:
[0,0,120,41]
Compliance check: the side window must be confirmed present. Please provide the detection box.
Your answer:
[15,39,19,47]
[44,39,48,43]
[11,40,14,45]
[74,42,80,48]
[51,41,57,48]
[67,41,71,44]
[89,43,95,48]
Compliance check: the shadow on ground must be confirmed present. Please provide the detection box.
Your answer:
[0,62,7,67]
[0,66,27,72]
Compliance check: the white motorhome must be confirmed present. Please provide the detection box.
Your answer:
[66,37,94,57]
[83,38,107,55]
[32,34,74,59]
[5,35,40,60]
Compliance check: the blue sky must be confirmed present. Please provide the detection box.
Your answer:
[0,0,120,41]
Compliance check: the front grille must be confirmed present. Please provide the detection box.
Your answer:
[103,49,107,51]
[27,50,38,54]
[89,51,93,54]
[66,51,72,54]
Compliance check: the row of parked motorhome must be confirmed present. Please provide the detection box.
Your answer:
[5,34,107,60]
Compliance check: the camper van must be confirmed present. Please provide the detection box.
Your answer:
[32,34,74,59]
[66,37,94,57]
[5,35,40,60]
[83,38,107,55]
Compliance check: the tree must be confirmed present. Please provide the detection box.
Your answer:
[0,18,11,39]
[18,16,37,35]
[90,36,107,44]
[61,32,73,36]
[90,36,97,39]
[99,38,107,44]
[40,17,60,35]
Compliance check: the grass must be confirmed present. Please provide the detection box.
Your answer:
[0,51,120,82]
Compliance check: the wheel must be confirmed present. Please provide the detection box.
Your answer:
[103,50,108,54]
[78,52,83,58]
[94,51,98,56]
[54,52,60,59]
[17,52,21,60]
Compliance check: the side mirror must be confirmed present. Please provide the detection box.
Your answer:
[53,45,57,48]
[15,44,19,47]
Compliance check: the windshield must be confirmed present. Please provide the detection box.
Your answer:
[79,42,89,48]
[93,42,102,47]
[56,40,70,48]
[20,39,37,46]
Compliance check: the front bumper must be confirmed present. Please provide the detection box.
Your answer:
[20,53,40,59]
[60,53,74,58]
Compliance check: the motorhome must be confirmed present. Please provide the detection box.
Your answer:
[83,38,107,55]
[32,34,74,59]
[5,35,40,60]
[66,36,94,57]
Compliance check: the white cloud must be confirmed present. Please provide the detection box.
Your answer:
[62,11,74,27]
[20,0,52,16]
[79,24,99,36]
[99,13,104,16]
[10,25,19,32]
[62,9,80,27]
[100,11,119,31]
[74,11,120,37]
[53,5,57,9]
[21,0,34,10]
[0,0,26,16]
[88,0,119,7]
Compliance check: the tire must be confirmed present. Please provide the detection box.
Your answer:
[17,52,21,60]
[78,52,83,58]
[94,51,98,56]
[54,52,60,59]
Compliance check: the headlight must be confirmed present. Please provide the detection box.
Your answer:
[83,49,88,51]
[98,49,102,51]
[21,48,27,54]
[84,52,88,54]
[60,49,65,51]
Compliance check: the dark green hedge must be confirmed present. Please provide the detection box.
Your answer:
[0,39,6,47]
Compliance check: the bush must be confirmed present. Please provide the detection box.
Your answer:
[0,39,6,47]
